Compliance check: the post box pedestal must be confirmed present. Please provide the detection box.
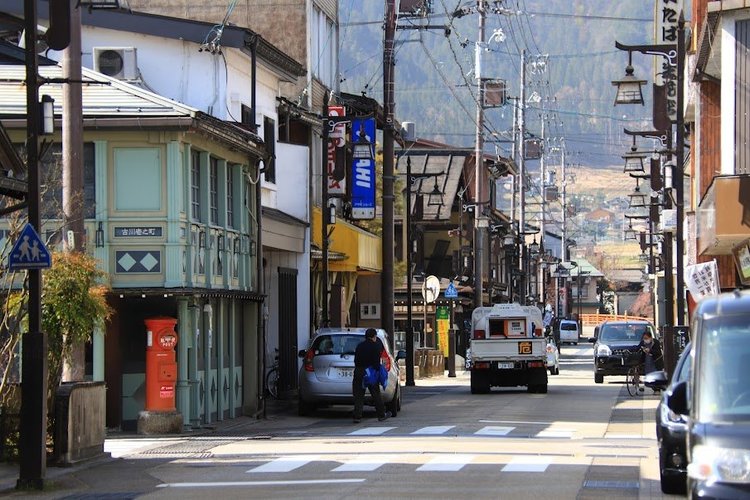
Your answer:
[137,410,183,435]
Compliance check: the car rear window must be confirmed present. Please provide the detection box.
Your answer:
[560,322,578,331]
[311,334,366,355]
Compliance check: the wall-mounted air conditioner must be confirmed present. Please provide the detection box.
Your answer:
[93,47,138,80]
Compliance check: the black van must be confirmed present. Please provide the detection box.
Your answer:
[666,290,750,498]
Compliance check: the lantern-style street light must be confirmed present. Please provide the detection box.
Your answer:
[611,51,647,105]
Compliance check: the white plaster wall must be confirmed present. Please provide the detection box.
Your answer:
[276,143,310,222]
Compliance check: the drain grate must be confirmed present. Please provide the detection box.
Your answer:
[139,440,222,455]
[583,480,640,490]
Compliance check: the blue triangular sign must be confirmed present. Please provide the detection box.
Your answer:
[8,223,52,270]
[445,282,458,298]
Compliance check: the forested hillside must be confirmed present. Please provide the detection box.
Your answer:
[339,1,659,168]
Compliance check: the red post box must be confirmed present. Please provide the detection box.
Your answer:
[144,317,178,412]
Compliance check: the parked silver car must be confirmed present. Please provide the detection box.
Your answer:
[297,327,404,417]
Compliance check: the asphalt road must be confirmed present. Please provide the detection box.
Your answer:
[4,343,682,499]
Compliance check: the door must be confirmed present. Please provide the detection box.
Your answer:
[278,267,298,393]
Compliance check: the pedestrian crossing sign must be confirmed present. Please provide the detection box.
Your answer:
[445,282,458,298]
[8,223,51,270]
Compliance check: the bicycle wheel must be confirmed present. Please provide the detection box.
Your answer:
[626,366,639,397]
[266,368,279,399]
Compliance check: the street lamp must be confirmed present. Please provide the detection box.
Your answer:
[611,51,647,105]
[403,155,444,386]
[613,29,686,327]
[622,137,647,174]
[628,182,648,209]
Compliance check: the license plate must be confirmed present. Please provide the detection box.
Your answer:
[497,362,514,369]
[337,368,353,378]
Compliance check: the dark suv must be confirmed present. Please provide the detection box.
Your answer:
[591,320,656,384]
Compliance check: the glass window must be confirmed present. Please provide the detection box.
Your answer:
[227,166,234,228]
[263,118,276,184]
[191,150,201,221]
[311,7,336,88]
[209,157,218,224]
[600,323,652,342]
[696,316,750,421]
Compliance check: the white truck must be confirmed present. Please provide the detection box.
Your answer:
[468,303,548,394]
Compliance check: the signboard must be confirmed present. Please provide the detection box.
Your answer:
[436,306,450,356]
[654,0,683,121]
[685,260,720,300]
[732,238,750,286]
[445,282,458,299]
[8,223,51,270]
[327,106,347,196]
[350,117,376,220]
[114,226,163,237]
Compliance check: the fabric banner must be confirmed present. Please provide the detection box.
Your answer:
[436,306,450,356]
[685,260,720,300]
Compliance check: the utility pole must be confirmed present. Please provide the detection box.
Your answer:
[321,92,330,327]
[382,0,396,348]
[518,49,526,301]
[61,0,86,381]
[674,15,686,326]
[560,143,567,263]
[473,0,485,309]
[539,117,546,304]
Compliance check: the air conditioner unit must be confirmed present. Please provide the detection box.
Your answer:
[93,47,138,80]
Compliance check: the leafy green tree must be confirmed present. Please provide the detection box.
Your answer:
[41,251,112,398]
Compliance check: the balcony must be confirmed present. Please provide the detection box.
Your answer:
[698,174,750,255]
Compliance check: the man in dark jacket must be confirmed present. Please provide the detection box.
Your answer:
[352,328,389,423]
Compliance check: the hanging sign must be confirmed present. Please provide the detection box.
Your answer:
[350,117,376,219]
[654,0,683,121]
[327,106,347,196]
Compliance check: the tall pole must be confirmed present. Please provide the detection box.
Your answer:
[405,157,415,386]
[321,92,330,327]
[518,50,526,301]
[61,0,86,381]
[382,0,396,348]
[674,15,686,325]
[539,118,546,304]
[560,143,567,262]
[473,0,485,309]
[19,0,48,489]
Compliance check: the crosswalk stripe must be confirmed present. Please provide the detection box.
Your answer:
[536,430,574,438]
[417,454,475,472]
[332,455,395,472]
[247,455,320,473]
[501,456,552,472]
[411,425,455,435]
[474,426,514,436]
[347,426,395,436]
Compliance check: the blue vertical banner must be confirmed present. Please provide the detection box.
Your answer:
[350,117,376,220]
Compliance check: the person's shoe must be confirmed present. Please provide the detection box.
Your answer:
[377,411,392,422]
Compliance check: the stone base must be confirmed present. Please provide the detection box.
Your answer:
[137,410,183,435]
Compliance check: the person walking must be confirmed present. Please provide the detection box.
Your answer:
[352,328,390,423]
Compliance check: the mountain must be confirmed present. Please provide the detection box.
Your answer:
[339,1,659,168]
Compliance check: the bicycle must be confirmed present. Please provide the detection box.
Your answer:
[623,349,644,397]
[265,348,280,399]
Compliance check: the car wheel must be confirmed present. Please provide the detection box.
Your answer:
[594,373,604,384]
[298,399,315,417]
[387,386,400,417]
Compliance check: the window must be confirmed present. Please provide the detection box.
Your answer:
[227,166,235,228]
[264,117,276,183]
[311,7,336,88]
[209,157,218,224]
[191,150,201,221]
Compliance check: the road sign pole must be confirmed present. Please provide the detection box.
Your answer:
[18,0,48,490]
[448,300,456,377]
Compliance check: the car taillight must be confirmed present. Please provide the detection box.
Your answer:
[528,361,544,368]
[381,350,391,371]
[474,330,486,340]
[473,361,489,369]
[304,349,315,372]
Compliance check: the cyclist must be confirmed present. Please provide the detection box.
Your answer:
[633,331,664,392]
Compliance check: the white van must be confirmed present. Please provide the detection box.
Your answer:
[558,319,580,345]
